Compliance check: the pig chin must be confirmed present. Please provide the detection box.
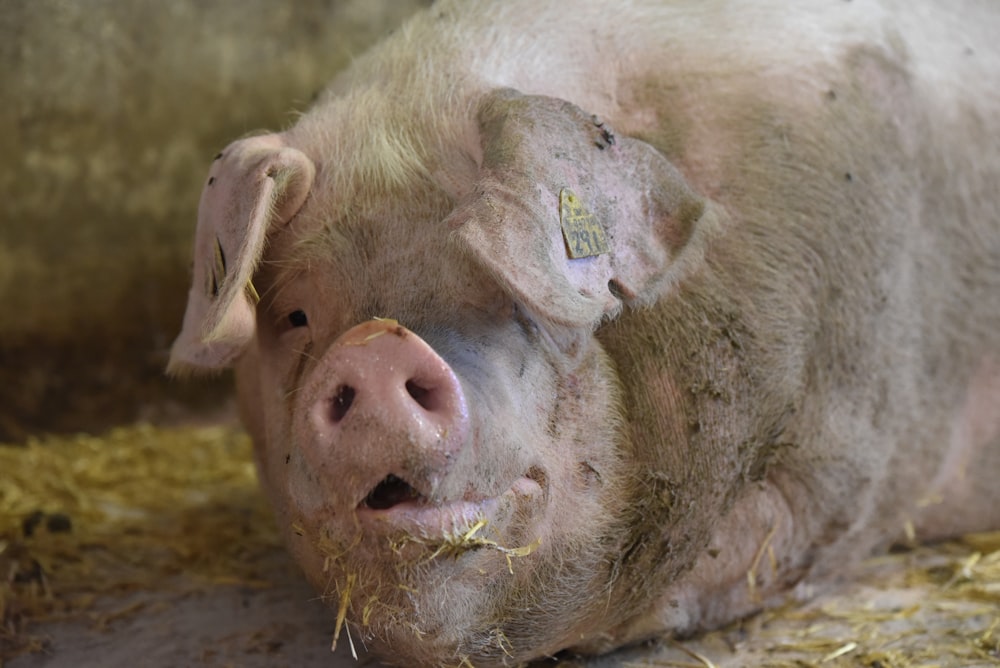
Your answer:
[279,463,619,665]
[272,414,626,663]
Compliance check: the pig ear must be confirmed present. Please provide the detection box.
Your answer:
[451,89,707,329]
[168,134,315,375]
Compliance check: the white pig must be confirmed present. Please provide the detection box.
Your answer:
[169,1,1000,665]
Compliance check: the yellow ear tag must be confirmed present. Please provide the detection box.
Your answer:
[559,188,610,259]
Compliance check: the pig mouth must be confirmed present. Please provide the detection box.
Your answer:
[362,474,424,510]
[354,469,547,536]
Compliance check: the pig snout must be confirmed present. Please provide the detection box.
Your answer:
[301,319,470,511]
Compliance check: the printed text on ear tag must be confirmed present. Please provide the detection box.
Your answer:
[559,188,610,259]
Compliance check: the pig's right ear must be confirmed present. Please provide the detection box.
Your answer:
[450,89,710,331]
[167,134,315,375]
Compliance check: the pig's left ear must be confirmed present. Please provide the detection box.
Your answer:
[168,134,315,375]
[451,88,707,329]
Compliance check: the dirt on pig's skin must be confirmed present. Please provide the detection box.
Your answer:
[167,0,1000,665]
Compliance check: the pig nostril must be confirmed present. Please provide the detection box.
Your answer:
[330,385,356,423]
[405,379,437,411]
[362,474,423,510]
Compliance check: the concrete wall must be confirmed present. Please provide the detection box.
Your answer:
[0,0,428,440]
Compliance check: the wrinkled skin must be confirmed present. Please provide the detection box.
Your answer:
[170,1,1000,665]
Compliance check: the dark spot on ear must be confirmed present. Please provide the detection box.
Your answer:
[826,89,837,101]
[215,238,227,273]
[844,172,853,182]
[208,176,215,186]
[590,114,616,149]
[214,152,224,160]
[211,239,226,296]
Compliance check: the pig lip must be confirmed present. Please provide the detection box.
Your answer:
[355,472,545,536]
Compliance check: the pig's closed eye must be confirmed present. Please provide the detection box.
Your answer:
[288,310,309,328]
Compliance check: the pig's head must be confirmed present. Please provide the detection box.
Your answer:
[170,89,715,665]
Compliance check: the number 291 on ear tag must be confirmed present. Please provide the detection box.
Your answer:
[559,188,610,259]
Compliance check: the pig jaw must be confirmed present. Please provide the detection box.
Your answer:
[237,320,638,664]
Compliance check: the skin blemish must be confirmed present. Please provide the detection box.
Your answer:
[214,238,227,277]
[608,279,632,301]
[578,461,602,484]
[590,114,616,149]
